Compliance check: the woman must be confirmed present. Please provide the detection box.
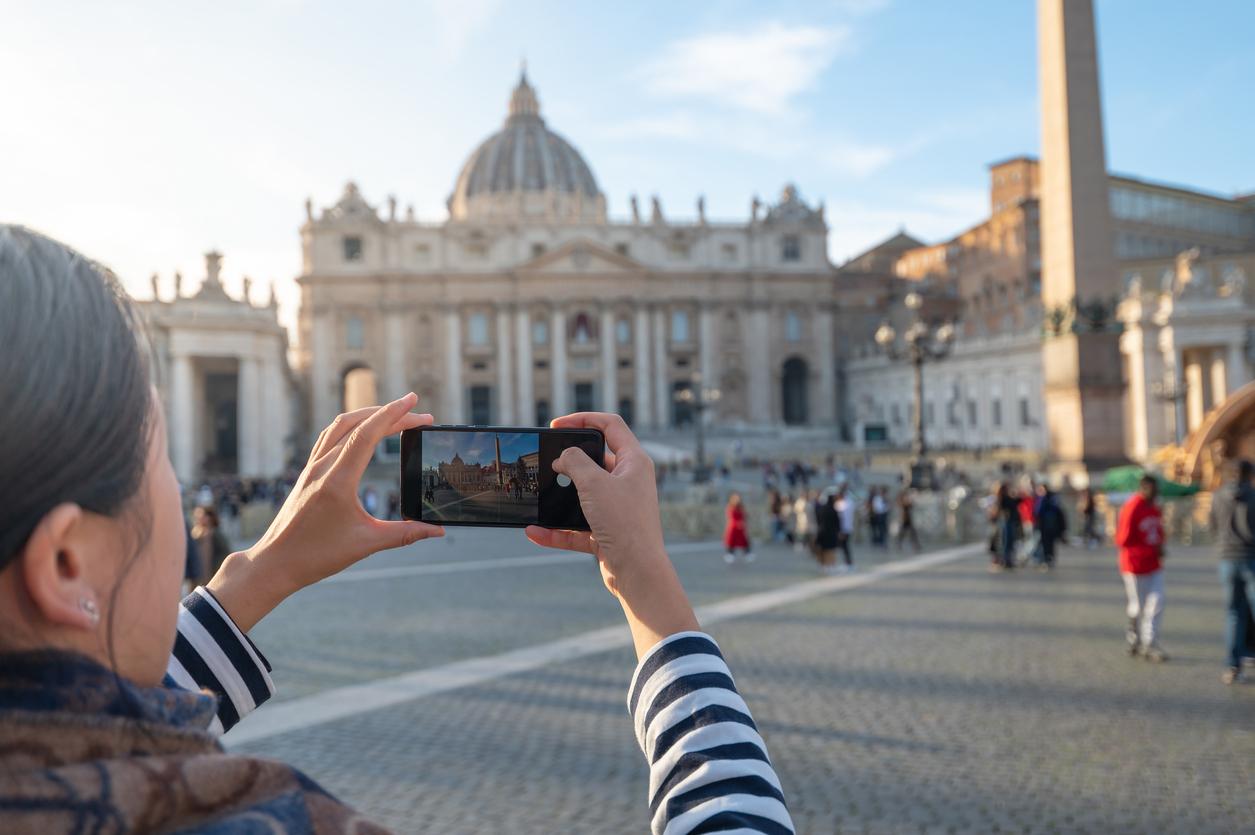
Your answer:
[190,505,231,586]
[895,487,921,552]
[1080,486,1100,548]
[835,487,856,572]
[793,490,816,554]
[723,492,755,564]
[991,481,1021,571]
[814,491,841,575]
[0,226,792,834]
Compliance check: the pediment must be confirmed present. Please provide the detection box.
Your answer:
[517,239,643,274]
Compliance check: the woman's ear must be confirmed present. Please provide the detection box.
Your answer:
[19,503,102,631]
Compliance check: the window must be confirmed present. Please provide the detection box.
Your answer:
[992,399,1002,428]
[668,241,691,259]
[534,359,548,369]
[671,310,690,343]
[615,243,630,257]
[967,400,977,426]
[1019,397,1032,427]
[470,361,488,371]
[535,399,550,427]
[618,397,634,427]
[532,319,549,345]
[785,311,802,342]
[721,243,737,262]
[468,313,489,346]
[469,386,492,425]
[531,242,546,258]
[572,313,593,344]
[616,318,631,345]
[782,235,801,262]
[925,402,935,426]
[891,403,901,426]
[574,382,595,412]
[346,316,364,350]
[618,358,631,369]
[342,236,363,262]
[675,358,690,368]
[414,243,431,261]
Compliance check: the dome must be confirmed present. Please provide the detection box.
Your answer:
[448,71,606,223]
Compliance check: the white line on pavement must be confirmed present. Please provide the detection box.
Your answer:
[224,542,984,747]
[322,540,723,583]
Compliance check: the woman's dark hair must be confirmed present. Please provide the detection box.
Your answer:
[0,225,153,568]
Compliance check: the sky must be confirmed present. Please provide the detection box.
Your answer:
[2,0,1251,335]
[424,431,538,468]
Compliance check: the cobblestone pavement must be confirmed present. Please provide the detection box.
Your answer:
[238,537,1253,834]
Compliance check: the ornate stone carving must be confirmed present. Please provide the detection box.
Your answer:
[651,195,664,225]
[1221,262,1246,298]
[1042,295,1122,337]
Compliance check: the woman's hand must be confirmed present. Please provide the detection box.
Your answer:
[525,412,699,659]
[208,393,444,631]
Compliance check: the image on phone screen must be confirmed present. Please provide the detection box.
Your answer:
[400,426,602,529]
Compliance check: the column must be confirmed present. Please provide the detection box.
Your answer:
[815,306,836,425]
[383,311,406,399]
[310,312,335,429]
[267,354,290,473]
[634,306,653,429]
[515,307,534,423]
[1121,327,1149,461]
[1209,348,1229,410]
[1184,352,1205,435]
[170,353,195,484]
[747,308,771,424]
[699,304,718,408]
[444,306,464,423]
[550,307,568,417]
[652,307,668,428]
[1227,341,1247,401]
[238,357,261,477]
[495,305,515,424]
[600,305,617,412]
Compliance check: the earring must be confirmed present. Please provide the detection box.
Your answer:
[80,598,100,625]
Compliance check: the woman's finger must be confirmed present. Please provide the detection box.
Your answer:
[550,412,638,456]
[336,393,418,473]
[525,525,596,555]
[310,406,385,463]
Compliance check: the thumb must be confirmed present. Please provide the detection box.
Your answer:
[373,519,445,550]
[553,446,605,489]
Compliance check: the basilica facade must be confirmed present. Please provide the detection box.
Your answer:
[295,73,880,438]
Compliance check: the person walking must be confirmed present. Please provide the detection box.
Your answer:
[989,482,1020,571]
[869,487,889,548]
[1116,475,1168,662]
[1080,486,1100,548]
[814,491,841,575]
[722,492,754,565]
[1034,484,1067,571]
[1209,459,1255,684]
[835,487,856,572]
[895,488,921,552]
[793,491,816,554]
[767,489,786,543]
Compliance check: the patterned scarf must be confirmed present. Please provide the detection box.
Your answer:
[0,651,388,834]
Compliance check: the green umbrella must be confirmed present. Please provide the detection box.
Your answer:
[1099,465,1199,498]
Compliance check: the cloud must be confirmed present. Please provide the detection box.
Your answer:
[822,141,896,177]
[639,22,850,115]
[425,0,504,61]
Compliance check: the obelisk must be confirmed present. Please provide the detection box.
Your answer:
[1038,0,1126,479]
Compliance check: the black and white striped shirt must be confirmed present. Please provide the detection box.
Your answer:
[167,592,792,834]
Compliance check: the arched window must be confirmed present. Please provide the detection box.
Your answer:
[532,318,549,345]
[572,312,593,344]
[616,318,631,345]
[785,311,802,342]
[671,310,690,343]
[468,312,489,346]
[781,357,809,425]
[343,366,378,412]
[345,316,364,350]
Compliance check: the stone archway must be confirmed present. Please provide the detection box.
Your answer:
[1182,380,1255,488]
[782,356,809,426]
[342,364,378,412]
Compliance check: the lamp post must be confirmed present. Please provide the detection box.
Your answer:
[1150,377,1188,446]
[874,292,956,490]
[675,374,722,483]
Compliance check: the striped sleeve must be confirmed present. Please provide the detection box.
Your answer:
[627,631,794,835]
[165,586,276,736]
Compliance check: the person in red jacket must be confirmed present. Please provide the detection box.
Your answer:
[722,492,755,565]
[1115,475,1168,662]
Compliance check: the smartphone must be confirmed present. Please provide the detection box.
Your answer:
[399,425,604,529]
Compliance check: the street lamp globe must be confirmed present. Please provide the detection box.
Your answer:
[935,322,956,345]
[874,322,896,347]
[904,291,922,311]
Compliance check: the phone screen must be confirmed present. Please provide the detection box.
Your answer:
[400,426,603,529]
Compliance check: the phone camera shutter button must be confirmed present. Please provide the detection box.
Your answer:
[556,473,572,488]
